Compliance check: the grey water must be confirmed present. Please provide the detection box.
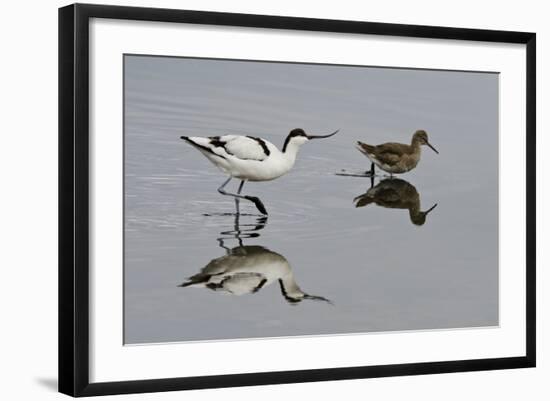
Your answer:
[124,55,499,344]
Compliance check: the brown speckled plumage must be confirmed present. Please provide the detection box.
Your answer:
[357,130,438,175]
[353,178,437,226]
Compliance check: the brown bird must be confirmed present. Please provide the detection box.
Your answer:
[354,178,437,226]
[356,130,438,176]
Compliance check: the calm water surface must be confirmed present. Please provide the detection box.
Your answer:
[124,56,499,344]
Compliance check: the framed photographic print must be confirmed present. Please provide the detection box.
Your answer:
[58,3,536,397]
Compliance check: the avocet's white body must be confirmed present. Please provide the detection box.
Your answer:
[180,128,338,214]
[182,135,302,182]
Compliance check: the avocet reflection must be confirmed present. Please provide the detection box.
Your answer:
[179,213,331,304]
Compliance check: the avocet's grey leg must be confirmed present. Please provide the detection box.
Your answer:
[217,177,268,215]
[233,210,244,247]
[217,237,230,252]
[234,180,245,215]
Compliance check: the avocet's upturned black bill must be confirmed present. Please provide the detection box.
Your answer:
[180,128,339,215]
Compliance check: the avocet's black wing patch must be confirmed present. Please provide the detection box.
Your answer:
[246,136,271,156]
[220,135,270,161]
[206,136,237,158]
[181,136,227,159]
[208,136,226,148]
[182,135,270,161]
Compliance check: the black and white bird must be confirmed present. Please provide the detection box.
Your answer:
[180,128,339,215]
[179,245,331,304]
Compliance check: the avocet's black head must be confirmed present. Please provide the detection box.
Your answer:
[282,128,339,152]
[289,128,307,137]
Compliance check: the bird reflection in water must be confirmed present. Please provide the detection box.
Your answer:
[354,178,438,226]
[179,212,332,304]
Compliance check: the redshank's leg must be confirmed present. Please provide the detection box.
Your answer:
[365,162,375,176]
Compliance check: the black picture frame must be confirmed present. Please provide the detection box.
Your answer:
[59,3,536,397]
